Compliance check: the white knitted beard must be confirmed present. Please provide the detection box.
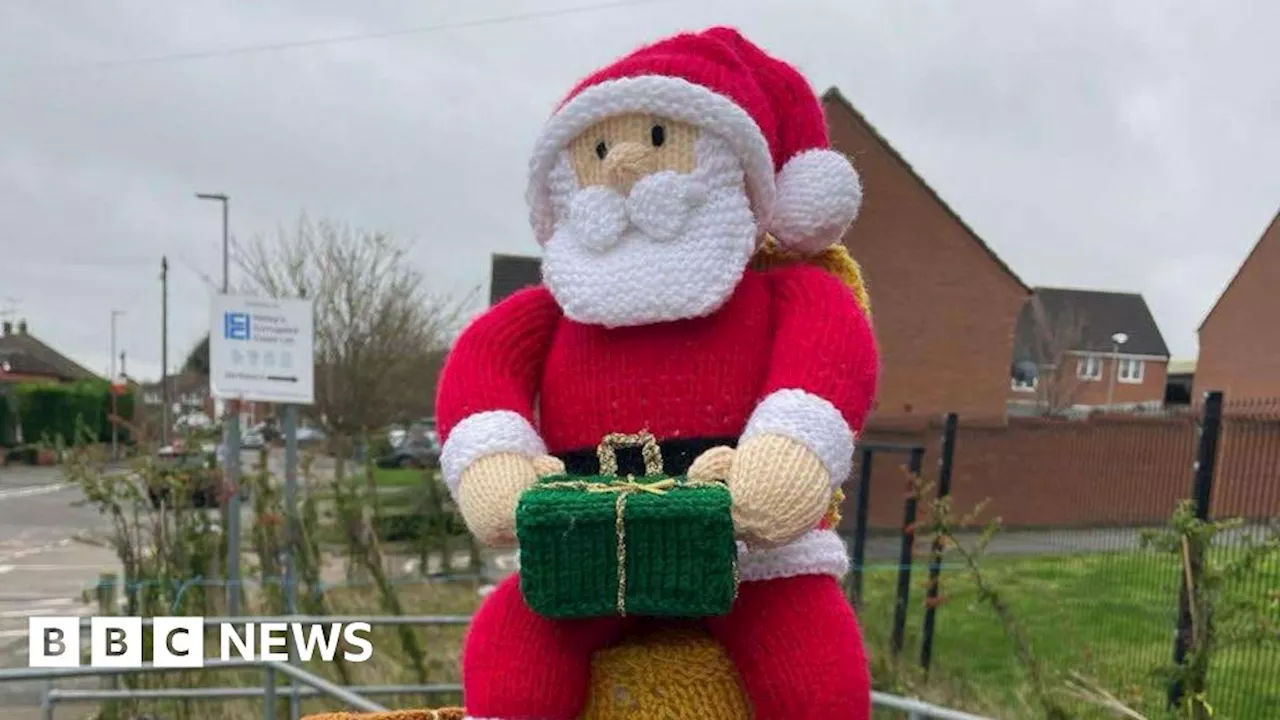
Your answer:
[542,133,758,328]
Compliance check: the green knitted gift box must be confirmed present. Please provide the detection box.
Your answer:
[515,433,738,620]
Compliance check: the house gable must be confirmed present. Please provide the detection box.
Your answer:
[1199,208,1279,332]
[1196,208,1280,399]
[822,88,1029,295]
[822,87,1030,419]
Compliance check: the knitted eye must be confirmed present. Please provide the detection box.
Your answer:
[595,141,608,160]
[650,124,666,147]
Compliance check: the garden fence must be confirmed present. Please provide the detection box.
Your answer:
[843,391,1279,719]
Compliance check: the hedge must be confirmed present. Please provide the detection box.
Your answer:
[15,380,135,446]
[0,393,13,448]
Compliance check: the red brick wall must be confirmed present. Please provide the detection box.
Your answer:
[825,95,1028,421]
[841,409,1280,532]
[1197,215,1280,400]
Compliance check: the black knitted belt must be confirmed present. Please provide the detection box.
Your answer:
[554,436,738,477]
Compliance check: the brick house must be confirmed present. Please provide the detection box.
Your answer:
[485,89,1030,420]
[0,320,98,385]
[140,371,211,412]
[1008,287,1170,414]
[1196,209,1280,401]
[822,88,1029,419]
[0,319,101,444]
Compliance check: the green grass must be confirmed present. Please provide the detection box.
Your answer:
[856,549,1280,719]
[306,468,437,505]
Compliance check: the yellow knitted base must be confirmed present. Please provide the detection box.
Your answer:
[302,626,747,720]
[302,710,464,720]
[583,624,749,720]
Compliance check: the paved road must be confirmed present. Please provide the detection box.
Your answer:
[0,468,117,642]
[0,466,119,709]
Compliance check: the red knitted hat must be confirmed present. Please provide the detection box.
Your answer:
[527,26,863,255]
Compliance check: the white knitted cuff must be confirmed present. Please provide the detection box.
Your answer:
[440,410,545,499]
[738,529,849,582]
[742,389,855,488]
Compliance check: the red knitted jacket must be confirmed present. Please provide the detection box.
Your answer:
[437,263,878,460]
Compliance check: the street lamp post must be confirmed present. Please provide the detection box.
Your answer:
[195,193,229,293]
[109,310,125,459]
[1107,332,1130,409]
[196,192,242,616]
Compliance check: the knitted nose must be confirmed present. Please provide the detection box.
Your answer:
[602,141,654,195]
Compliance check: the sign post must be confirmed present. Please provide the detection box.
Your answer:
[209,294,315,622]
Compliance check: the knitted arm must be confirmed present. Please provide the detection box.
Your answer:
[744,264,879,488]
[436,285,563,499]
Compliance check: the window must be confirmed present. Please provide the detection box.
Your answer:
[1117,357,1144,384]
[1077,355,1102,381]
[1011,361,1038,392]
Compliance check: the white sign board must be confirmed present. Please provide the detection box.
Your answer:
[210,294,315,405]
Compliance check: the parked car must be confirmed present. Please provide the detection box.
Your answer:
[174,412,213,432]
[387,420,435,450]
[376,434,441,469]
[250,420,281,444]
[240,429,265,450]
[296,426,327,444]
[388,426,408,449]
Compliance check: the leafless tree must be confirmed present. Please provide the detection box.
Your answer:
[1019,296,1088,416]
[234,215,477,468]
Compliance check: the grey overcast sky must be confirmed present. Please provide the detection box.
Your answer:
[2,0,1277,382]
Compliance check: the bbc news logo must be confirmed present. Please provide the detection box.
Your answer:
[28,617,373,668]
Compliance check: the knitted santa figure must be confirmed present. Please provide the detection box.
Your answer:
[437,26,878,720]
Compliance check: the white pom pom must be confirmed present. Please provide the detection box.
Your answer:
[768,149,863,255]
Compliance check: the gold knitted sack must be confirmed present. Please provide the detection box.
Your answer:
[302,626,748,720]
[750,235,872,320]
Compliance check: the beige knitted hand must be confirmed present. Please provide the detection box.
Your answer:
[727,434,831,549]
[456,453,565,548]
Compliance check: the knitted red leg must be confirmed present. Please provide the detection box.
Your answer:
[707,574,871,720]
[463,574,628,719]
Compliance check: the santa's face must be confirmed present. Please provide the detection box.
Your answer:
[542,113,758,327]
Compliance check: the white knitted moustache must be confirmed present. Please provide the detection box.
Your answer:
[543,133,759,328]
